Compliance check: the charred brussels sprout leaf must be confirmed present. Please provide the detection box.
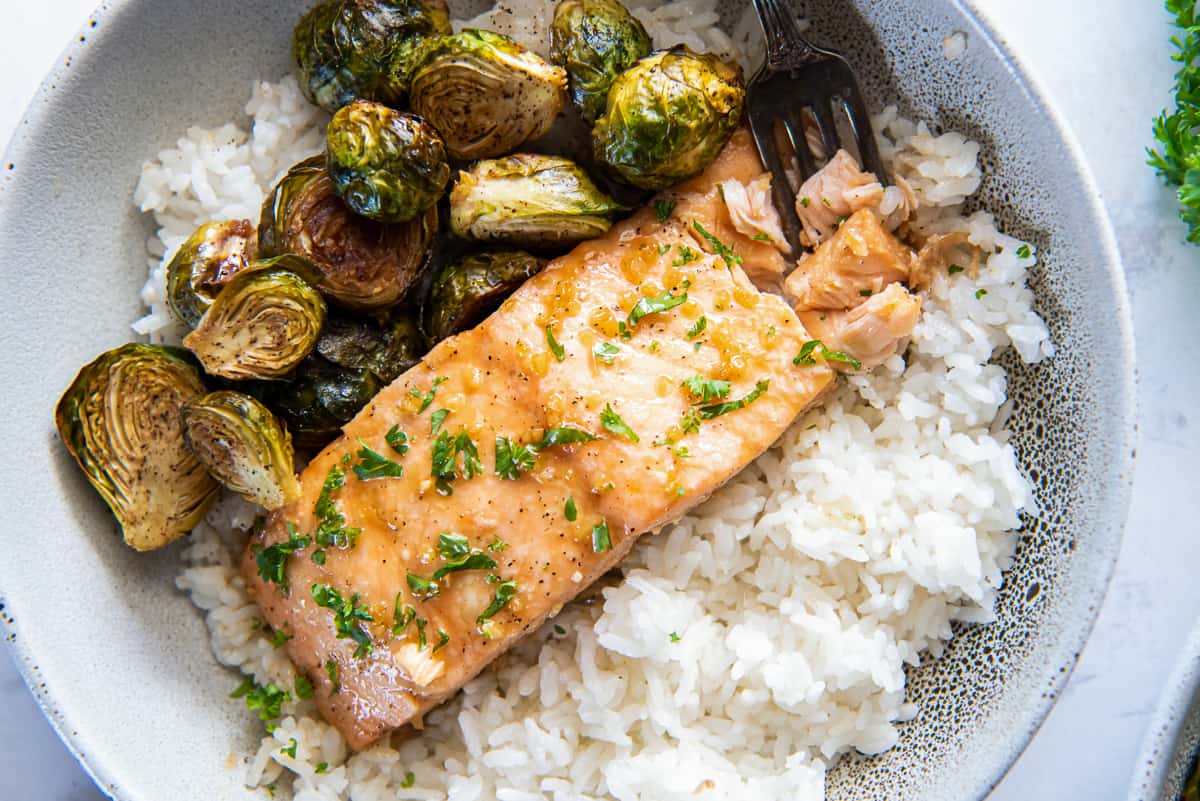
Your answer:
[293,0,451,112]
[54,344,218,551]
[183,259,327,381]
[410,29,568,160]
[593,47,745,190]
[327,101,451,223]
[251,360,383,449]
[450,154,626,248]
[316,311,425,383]
[550,0,652,123]
[424,250,545,342]
[181,391,301,511]
[166,219,258,328]
[260,155,438,311]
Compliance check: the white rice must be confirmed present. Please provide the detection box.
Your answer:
[133,4,1054,798]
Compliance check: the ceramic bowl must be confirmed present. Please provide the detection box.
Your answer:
[0,0,1134,799]
[1131,624,1200,801]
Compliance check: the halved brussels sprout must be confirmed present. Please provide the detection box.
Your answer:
[550,0,652,123]
[409,29,568,160]
[251,359,383,448]
[181,391,300,511]
[166,219,258,328]
[182,259,327,381]
[259,155,438,310]
[293,0,452,112]
[593,47,745,190]
[316,310,425,382]
[449,155,626,248]
[54,344,218,552]
[327,100,451,223]
[425,250,546,342]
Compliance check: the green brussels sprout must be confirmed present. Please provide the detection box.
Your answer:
[182,258,327,381]
[326,100,451,223]
[316,310,425,382]
[165,219,258,328]
[449,154,626,248]
[54,344,218,552]
[424,250,546,342]
[293,0,452,112]
[181,391,300,511]
[259,155,438,310]
[593,46,745,190]
[409,29,568,160]
[251,359,383,448]
[550,0,652,123]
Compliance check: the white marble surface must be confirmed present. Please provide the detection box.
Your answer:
[1,0,1194,798]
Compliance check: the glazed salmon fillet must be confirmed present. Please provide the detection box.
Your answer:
[243,131,901,750]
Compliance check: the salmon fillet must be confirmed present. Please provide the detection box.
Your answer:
[242,132,855,750]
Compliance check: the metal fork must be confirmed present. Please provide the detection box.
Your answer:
[747,0,887,253]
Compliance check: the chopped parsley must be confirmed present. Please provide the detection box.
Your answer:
[682,376,731,403]
[406,572,440,601]
[310,584,374,658]
[672,245,699,266]
[657,243,672,255]
[253,523,310,594]
[752,232,772,241]
[294,674,314,700]
[268,627,292,649]
[488,536,508,552]
[431,532,497,579]
[685,316,707,340]
[477,580,518,625]
[592,520,612,553]
[230,677,290,722]
[692,221,743,268]
[680,410,702,435]
[1016,244,1032,259]
[352,439,404,481]
[698,380,770,420]
[565,496,577,522]
[401,771,416,789]
[799,197,811,208]
[392,594,416,635]
[314,465,360,550]
[416,618,427,650]
[976,288,989,299]
[431,429,482,494]
[325,659,339,693]
[600,404,639,443]
[793,340,863,371]
[409,376,448,413]
[385,425,409,456]
[545,324,566,362]
[554,624,566,635]
[670,631,681,643]
[539,427,598,448]
[494,436,537,480]
[948,264,965,275]
[433,630,450,653]
[672,444,691,459]
[280,738,298,758]
[654,198,676,222]
[315,762,329,774]
[628,289,688,327]
[430,408,450,435]
[859,288,873,297]
[593,341,620,365]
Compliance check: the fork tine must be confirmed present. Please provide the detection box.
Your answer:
[840,88,889,183]
[779,106,817,179]
[748,103,803,255]
[810,98,842,161]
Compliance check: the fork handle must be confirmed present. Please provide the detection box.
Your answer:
[752,0,820,72]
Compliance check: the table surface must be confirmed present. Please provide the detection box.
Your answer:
[2,0,1194,798]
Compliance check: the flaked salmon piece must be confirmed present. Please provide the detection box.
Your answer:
[798,283,922,370]
[242,129,841,751]
[794,149,915,246]
[720,175,791,255]
[786,208,916,312]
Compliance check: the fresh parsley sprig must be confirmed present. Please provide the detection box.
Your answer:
[1149,0,1200,243]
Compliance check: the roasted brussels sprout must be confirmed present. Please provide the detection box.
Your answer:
[251,359,383,447]
[593,47,745,190]
[260,155,438,310]
[181,391,300,511]
[425,250,546,341]
[293,0,452,112]
[183,259,327,381]
[326,100,450,223]
[54,344,218,552]
[550,0,652,123]
[316,311,425,382]
[409,30,568,160]
[450,154,626,247]
[166,219,258,328]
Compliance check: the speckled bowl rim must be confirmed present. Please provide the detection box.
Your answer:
[1130,622,1200,801]
[0,0,1135,798]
